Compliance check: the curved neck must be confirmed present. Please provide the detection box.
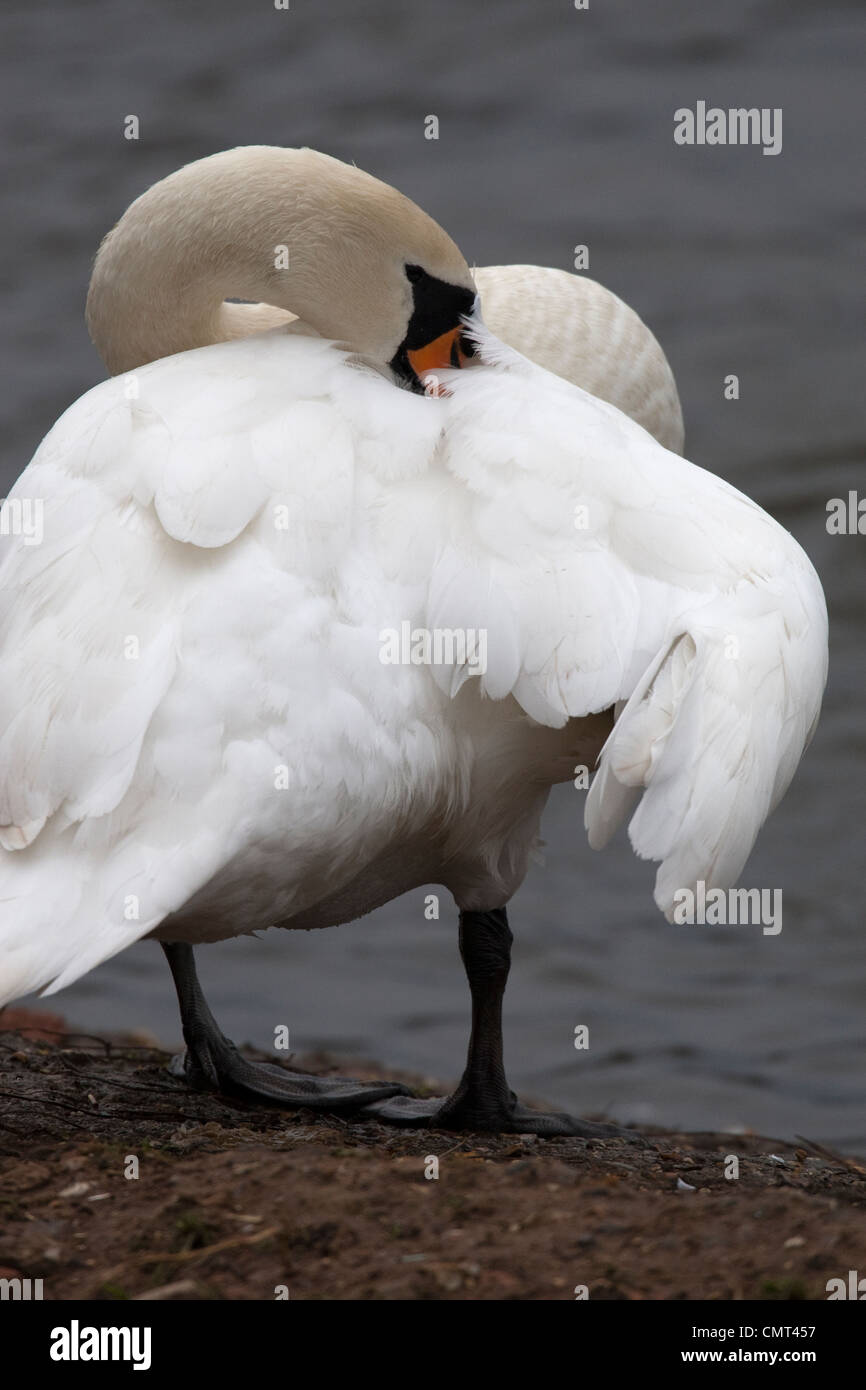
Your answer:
[84,146,431,375]
[88,277,302,378]
[86,149,342,374]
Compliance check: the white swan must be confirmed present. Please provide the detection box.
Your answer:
[0,147,826,1135]
[132,248,685,456]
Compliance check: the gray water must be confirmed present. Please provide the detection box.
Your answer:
[1,0,864,1148]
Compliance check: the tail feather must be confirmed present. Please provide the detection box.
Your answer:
[585,583,826,919]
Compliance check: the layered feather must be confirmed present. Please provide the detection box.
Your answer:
[0,324,826,1001]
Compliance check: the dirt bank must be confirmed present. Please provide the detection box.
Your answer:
[1,1019,864,1301]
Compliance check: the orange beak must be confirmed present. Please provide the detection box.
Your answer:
[407,326,472,395]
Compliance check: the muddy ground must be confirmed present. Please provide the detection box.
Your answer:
[0,1013,864,1301]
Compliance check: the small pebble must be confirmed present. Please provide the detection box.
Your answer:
[58,1181,90,1199]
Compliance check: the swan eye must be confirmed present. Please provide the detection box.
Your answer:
[405,264,426,284]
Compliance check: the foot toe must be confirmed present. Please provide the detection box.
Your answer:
[506,1107,644,1141]
[359,1094,445,1125]
[172,1042,411,1111]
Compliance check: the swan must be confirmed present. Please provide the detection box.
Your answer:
[0,147,827,1136]
[149,248,685,457]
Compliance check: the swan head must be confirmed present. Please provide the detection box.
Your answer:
[241,149,480,390]
[387,263,479,393]
[86,146,480,386]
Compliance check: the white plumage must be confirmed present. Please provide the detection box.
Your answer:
[0,318,826,1007]
[474,264,684,455]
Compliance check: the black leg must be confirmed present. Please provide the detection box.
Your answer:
[161,941,410,1110]
[432,906,516,1127]
[363,908,640,1138]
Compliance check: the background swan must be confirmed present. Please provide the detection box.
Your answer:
[473,266,683,455]
[0,147,827,1134]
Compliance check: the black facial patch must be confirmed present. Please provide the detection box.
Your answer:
[402,267,476,349]
[389,265,477,391]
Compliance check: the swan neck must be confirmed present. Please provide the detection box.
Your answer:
[85,149,339,374]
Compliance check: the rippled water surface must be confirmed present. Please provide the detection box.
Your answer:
[1,0,863,1147]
